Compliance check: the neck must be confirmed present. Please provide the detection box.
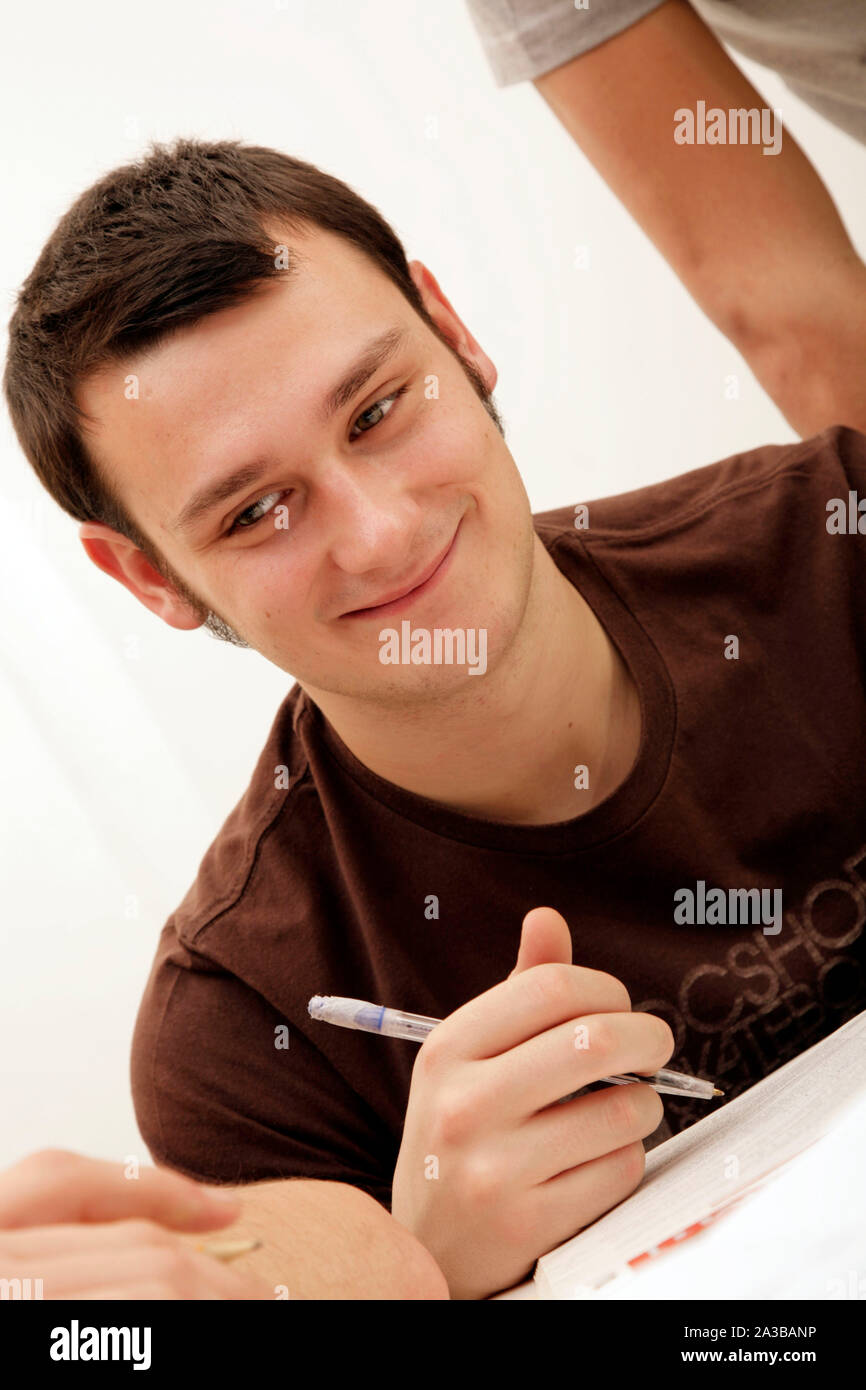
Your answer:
[304,537,640,825]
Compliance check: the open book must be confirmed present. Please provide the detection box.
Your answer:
[530,1010,866,1300]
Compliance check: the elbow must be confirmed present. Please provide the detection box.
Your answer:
[687,268,770,361]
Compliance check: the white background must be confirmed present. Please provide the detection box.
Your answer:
[2,0,866,1170]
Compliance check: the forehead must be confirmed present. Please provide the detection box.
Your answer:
[75,227,416,514]
[81,225,407,412]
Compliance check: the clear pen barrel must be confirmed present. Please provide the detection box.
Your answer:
[608,1067,714,1098]
[378,1009,440,1041]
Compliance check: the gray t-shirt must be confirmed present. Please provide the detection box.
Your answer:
[465,0,866,145]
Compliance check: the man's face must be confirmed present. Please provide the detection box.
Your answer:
[77,225,536,704]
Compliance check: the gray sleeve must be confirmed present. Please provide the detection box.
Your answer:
[464,0,670,87]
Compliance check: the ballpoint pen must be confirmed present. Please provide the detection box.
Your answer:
[308,994,723,1099]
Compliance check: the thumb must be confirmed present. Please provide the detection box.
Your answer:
[509,906,573,977]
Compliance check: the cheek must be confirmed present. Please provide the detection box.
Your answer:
[216,540,310,620]
[411,409,479,483]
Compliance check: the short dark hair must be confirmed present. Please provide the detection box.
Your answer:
[4,136,500,588]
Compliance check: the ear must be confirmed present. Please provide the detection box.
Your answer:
[78,522,206,631]
[408,259,498,394]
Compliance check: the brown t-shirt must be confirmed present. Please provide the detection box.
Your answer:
[131,424,866,1207]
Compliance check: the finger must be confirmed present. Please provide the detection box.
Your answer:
[73,1279,264,1301]
[516,1083,665,1185]
[0,1151,241,1232]
[72,1285,178,1300]
[508,907,573,976]
[481,1009,674,1120]
[423,962,631,1064]
[11,1239,257,1300]
[0,1217,185,1259]
[521,1140,649,1260]
[0,1222,272,1301]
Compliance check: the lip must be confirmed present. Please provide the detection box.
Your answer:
[341,522,460,620]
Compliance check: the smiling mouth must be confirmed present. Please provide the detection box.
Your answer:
[341,523,460,620]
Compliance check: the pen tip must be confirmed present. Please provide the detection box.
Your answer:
[712,1087,724,1096]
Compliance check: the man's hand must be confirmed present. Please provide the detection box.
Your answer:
[0,1149,268,1299]
[391,907,673,1299]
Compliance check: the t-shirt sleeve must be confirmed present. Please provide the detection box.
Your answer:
[130,926,396,1208]
[464,0,668,87]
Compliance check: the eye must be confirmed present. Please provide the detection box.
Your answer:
[226,384,409,536]
[349,383,409,438]
[227,490,286,535]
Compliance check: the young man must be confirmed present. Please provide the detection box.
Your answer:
[5,139,866,1299]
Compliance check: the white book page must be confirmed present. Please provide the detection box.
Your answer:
[535,1011,866,1300]
[595,1086,866,1300]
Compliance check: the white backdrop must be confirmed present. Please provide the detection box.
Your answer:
[2,0,866,1169]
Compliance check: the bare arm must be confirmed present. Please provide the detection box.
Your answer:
[0,1150,446,1300]
[533,0,866,436]
[184,1177,450,1300]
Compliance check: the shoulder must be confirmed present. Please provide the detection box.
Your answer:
[160,683,319,946]
[534,425,866,557]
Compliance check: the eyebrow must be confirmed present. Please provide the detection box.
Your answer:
[172,324,410,536]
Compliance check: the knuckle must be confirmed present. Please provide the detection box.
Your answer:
[615,1140,646,1190]
[584,1015,616,1060]
[460,1154,502,1209]
[434,1085,476,1146]
[605,1086,640,1139]
[24,1148,79,1178]
[415,1028,449,1078]
[525,963,575,1016]
[594,971,632,1011]
[653,1017,676,1064]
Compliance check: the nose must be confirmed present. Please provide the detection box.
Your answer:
[320,463,421,576]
